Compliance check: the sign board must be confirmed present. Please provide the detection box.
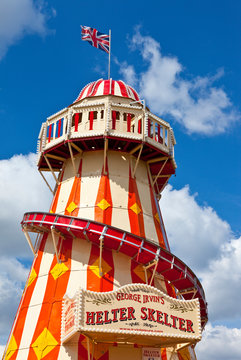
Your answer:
[142,348,161,360]
[62,284,201,346]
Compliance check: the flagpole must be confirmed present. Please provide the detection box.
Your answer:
[108,29,111,79]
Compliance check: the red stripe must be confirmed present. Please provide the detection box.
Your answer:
[89,111,94,130]
[127,113,131,132]
[128,166,145,238]
[74,113,79,132]
[49,169,65,213]
[103,80,110,95]
[65,159,82,216]
[86,82,96,97]
[57,119,61,138]
[111,79,115,95]
[118,81,129,98]
[112,111,116,130]
[48,124,52,143]
[129,86,139,101]
[138,119,142,134]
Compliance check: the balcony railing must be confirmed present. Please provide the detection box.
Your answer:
[37,101,176,158]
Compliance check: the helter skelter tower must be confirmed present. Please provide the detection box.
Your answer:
[4,79,208,360]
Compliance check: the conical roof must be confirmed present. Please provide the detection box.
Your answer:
[74,78,140,102]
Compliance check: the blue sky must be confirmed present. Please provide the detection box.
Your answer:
[0,1,241,359]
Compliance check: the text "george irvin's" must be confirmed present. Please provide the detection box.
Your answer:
[85,307,195,333]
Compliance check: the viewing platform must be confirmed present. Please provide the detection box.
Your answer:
[37,79,177,194]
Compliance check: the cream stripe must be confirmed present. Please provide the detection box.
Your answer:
[114,81,122,97]
[77,151,102,221]
[96,81,104,96]
[135,161,158,244]
[55,156,81,214]
[64,238,91,297]
[112,252,132,290]
[16,236,54,358]
[108,151,130,232]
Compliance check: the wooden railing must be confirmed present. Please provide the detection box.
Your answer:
[37,102,175,157]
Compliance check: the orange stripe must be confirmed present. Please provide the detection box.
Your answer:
[161,348,168,360]
[128,166,145,238]
[5,234,47,359]
[87,245,114,292]
[50,169,65,213]
[65,159,82,216]
[95,161,112,225]
[148,176,166,248]
[28,237,72,359]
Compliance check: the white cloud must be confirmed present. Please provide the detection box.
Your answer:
[201,236,241,321]
[0,153,51,257]
[0,153,52,346]
[0,257,29,345]
[161,185,241,323]
[160,185,231,271]
[196,323,241,360]
[120,30,240,135]
[0,0,53,59]
[0,346,4,358]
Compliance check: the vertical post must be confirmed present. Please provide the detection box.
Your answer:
[108,30,111,80]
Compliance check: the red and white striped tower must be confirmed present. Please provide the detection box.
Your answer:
[4,79,207,360]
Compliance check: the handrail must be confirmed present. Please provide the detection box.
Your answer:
[37,104,175,158]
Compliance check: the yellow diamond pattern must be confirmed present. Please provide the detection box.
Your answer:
[32,328,58,360]
[5,335,18,360]
[50,262,69,280]
[130,202,141,215]
[66,201,77,213]
[27,268,37,287]
[154,212,160,224]
[133,264,150,283]
[97,199,111,211]
[89,258,112,278]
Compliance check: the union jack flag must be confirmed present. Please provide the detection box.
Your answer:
[81,26,110,54]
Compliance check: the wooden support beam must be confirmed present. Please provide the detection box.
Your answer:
[23,228,36,255]
[132,144,143,177]
[68,142,77,176]
[144,267,148,285]
[87,337,90,360]
[45,153,66,162]
[147,156,168,164]
[44,155,59,184]
[38,170,54,194]
[51,227,61,263]
[153,174,172,178]
[129,143,142,155]
[70,142,83,154]
[99,235,104,277]
[169,346,177,360]
[147,164,155,191]
[153,158,168,185]
[149,265,158,285]
[103,138,108,174]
